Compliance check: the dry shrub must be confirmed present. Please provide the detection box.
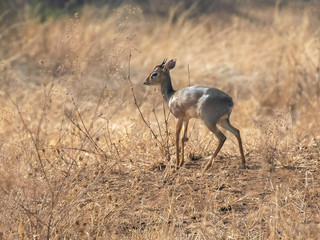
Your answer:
[254,109,294,167]
[0,2,320,239]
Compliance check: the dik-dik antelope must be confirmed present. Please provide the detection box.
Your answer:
[144,59,245,170]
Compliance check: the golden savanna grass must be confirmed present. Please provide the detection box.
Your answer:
[0,1,320,239]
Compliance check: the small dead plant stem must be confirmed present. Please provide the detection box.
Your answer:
[127,52,172,162]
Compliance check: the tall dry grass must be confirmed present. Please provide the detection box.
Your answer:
[0,2,320,239]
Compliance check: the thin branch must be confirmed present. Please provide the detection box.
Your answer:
[127,51,161,145]
[6,92,53,193]
[153,108,164,145]
[162,100,172,161]
[66,102,107,160]
[187,64,191,86]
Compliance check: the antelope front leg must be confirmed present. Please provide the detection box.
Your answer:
[180,120,189,167]
[182,120,189,143]
[175,119,183,167]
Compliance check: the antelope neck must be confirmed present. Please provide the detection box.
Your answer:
[161,73,175,104]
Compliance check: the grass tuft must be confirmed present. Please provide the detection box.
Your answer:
[0,2,320,239]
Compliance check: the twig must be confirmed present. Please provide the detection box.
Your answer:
[127,51,161,144]
[153,108,164,145]
[187,65,196,140]
[66,101,107,160]
[187,64,191,86]
[163,100,172,161]
[6,92,53,193]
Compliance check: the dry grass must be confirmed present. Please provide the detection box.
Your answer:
[0,1,320,239]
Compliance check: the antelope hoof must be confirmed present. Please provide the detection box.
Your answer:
[174,164,180,171]
[182,137,189,142]
[179,160,184,167]
[239,164,246,170]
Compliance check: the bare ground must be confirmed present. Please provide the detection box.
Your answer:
[94,144,320,239]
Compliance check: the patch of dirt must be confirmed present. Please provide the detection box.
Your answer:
[103,144,320,238]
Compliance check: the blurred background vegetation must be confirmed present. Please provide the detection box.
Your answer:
[1,0,319,21]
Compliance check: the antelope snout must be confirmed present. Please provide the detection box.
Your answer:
[144,78,151,85]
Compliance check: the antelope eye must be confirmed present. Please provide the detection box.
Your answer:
[151,72,159,78]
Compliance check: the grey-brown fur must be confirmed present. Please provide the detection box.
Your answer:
[144,59,245,170]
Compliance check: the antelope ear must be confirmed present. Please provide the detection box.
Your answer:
[164,59,176,71]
